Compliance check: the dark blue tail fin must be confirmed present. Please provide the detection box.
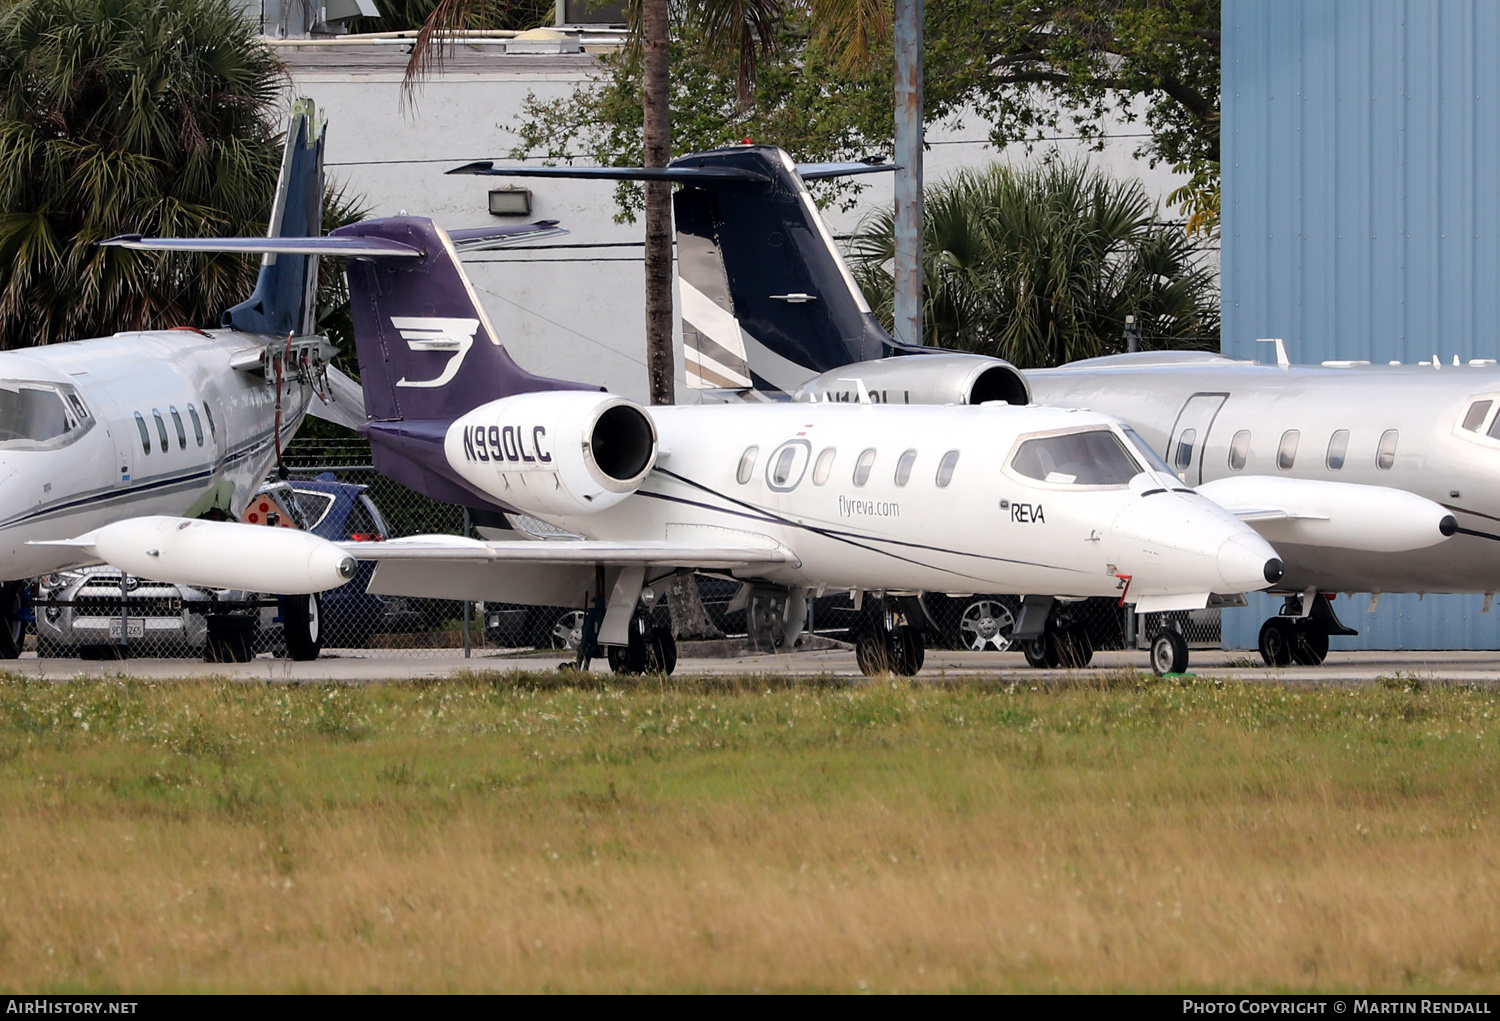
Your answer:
[451,147,915,395]
[221,98,325,336]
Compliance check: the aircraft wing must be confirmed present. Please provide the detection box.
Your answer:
[342,534,793,568]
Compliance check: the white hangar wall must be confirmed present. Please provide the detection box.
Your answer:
[1222,0,1500,649]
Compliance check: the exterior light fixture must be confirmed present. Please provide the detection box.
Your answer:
[488,187,532,216]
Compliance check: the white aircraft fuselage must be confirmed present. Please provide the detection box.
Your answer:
[447,398,1282,604]
[1028,353,1500,594]
[0,329,311,580]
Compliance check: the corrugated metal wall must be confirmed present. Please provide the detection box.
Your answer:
[1221,0,1500,650]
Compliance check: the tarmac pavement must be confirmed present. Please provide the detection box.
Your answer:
[6,647,1500,683]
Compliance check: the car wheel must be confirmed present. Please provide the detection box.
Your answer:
[549,609,586,650]
[282,592,322,662]
[955,598,1017,652]
[205,615,256,664]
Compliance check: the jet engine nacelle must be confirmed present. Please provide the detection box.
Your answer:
[86,517,357,594]
[444,391,658,516]
[793,353,1032,406]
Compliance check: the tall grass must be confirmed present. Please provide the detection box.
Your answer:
[0,672,1494,992]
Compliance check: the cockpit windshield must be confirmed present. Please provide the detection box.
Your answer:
[1120,426,1176,476]
[1009,428,1141,487]
[0,381,93,450]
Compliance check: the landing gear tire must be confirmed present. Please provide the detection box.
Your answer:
[1292,621,1330,666]
[282,592,322,662]
[607,615,677,675]
[0,582,24,659]
[1051,626,1093,669]
[854,623,924,677]
[205,614,256,664]
[1149,629,1189,675]
[1258,618,1295,667]
[1022,635,1060,669]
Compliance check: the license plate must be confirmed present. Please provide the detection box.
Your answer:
[107,619,146,639]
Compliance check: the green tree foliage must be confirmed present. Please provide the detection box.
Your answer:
[847,161,1219,366]
[512,1,1220,214]
[0,0,363,350]
[511,18,899,219]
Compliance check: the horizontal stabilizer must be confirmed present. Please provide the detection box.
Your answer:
[343,534,793,568]
[795,161,900,180]
[450,160,896,184]
[101,220,569,259]
[448,162,771,183]
[447,222,568,252]
[101,234,425,257]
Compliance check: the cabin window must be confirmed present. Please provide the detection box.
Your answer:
[894,449,917,486]
[202,402,216,440]
[812,447,835,486]
[1173,429,1197,470]
[1463,400,1493,432]
[1276,430,1299,470]
[853,448,876,487]
[1326,430,1350,470]
[134,412,150,455]
[186,404,204,446]
[151,410,168,453]
[1009,429,1139,487]
[736,446,758,485]
[169,407,186,449]
[1377,429,1399,470]
[770,446,796,486]
[935,450,960,488]
[1228,430,1250,471]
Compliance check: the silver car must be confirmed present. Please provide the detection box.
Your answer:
[35,567,248,658]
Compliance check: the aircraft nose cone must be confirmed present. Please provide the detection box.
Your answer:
[1440,514,1458,537]
[1216,532,1283,592]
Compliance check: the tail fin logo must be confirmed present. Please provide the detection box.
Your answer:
[392,317,481,388]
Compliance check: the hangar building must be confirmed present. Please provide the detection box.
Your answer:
[1222,0,1500,648]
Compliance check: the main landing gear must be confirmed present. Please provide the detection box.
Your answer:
[562,567,679,676]
[1257,592,1356,667]
[1010,596,1100,670]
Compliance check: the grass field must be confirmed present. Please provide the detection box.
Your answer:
[0,670,1496,993]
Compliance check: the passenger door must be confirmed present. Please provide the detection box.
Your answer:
[1166,393,1229,486]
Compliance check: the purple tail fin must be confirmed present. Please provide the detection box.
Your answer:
[330,216,598,510]
[332,216,598,424]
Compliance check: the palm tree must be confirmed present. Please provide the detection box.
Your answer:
[0,0,349,349]
[848,161,1220,367]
